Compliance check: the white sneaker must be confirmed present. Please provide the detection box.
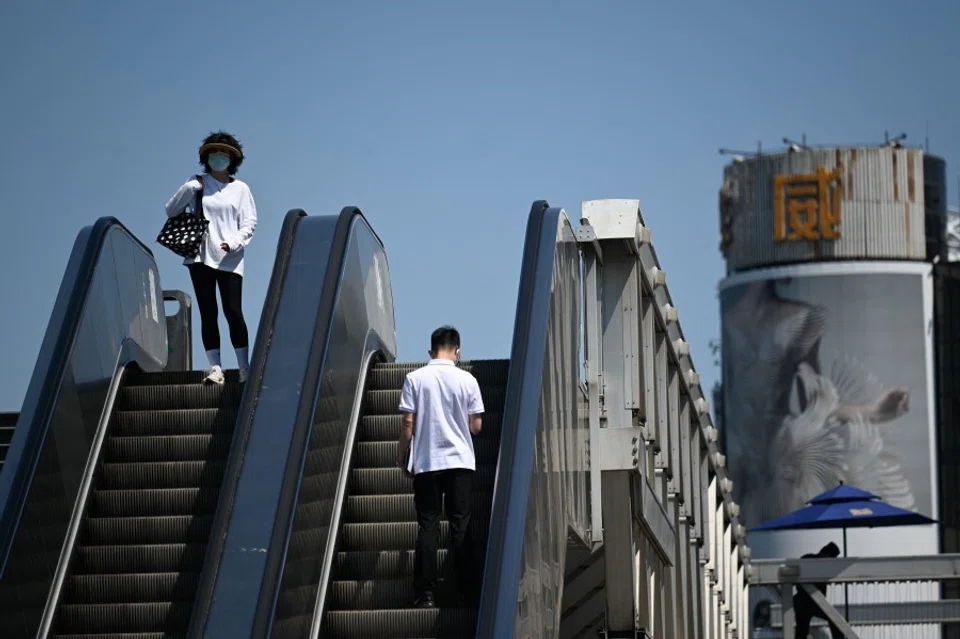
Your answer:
[239,368,248,384]
[204,366,225,385]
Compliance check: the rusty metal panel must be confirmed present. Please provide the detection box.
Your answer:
[721,147,931,272]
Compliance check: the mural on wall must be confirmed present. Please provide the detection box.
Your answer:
[720,270,931,532]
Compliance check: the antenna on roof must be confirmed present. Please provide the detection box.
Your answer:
[783,136,809,153]
[884,131,907,148]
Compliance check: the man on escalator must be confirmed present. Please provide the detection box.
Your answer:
[396,326,485,609]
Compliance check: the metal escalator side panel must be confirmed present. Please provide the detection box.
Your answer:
[0,219,169,639]
[188,208,306,635]
[477,202,586,638]
[197,207,397,638]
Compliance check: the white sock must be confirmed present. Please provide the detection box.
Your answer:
[206,349,222,369]
[236,347,250,371]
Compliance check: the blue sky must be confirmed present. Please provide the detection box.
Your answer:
[0,0,957,411]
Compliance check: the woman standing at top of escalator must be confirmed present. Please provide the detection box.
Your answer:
[164,131,258,385]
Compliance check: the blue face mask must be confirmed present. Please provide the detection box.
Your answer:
[208,152,230,172]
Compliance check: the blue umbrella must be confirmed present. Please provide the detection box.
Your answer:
[748,482,937,619]
[750,496,936,534]
[749,483,936,538]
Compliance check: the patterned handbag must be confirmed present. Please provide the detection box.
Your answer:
[157,177,209,259]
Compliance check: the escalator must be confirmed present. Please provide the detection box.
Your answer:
[0,413,17,473]
[49,369,243,637]
[320,359,508,639]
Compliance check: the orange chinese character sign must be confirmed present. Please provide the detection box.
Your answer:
[773,166,843,242]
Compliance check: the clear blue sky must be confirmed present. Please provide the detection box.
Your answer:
[0,0,957,411]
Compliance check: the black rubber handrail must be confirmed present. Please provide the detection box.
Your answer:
[188,208,307,635]
[0,217,155,570]
[476,200,560,638]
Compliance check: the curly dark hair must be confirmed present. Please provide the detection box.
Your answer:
[198,130,245,175]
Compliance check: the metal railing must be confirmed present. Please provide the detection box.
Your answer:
[750,554,960,638]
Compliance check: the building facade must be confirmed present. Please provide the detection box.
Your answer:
[717,145,949,637]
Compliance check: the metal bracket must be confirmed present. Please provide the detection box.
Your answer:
[576,219,605,264]
[599,427,644,472]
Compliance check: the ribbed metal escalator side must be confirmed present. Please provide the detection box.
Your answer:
[477,201,590,638]
[0,218,171,639]
[191,207,397,638]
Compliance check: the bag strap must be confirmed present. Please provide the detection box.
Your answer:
[193,175,204,217]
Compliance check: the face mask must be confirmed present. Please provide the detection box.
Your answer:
[208,152,230,172]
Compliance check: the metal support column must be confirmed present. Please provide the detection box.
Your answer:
[602,471,640,632]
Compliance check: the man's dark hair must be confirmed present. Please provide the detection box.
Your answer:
[198,130,245,175]
[430,325,460,354]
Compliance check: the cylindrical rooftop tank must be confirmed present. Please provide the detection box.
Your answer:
[719,147,946,273]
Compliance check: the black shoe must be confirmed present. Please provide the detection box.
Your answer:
[414,591,436,608]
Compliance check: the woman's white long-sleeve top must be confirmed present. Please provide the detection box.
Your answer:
[164,175,257,277]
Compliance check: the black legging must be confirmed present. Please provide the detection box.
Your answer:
[188,263,249,351]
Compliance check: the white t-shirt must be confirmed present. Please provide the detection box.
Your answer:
[164,175,258,277]
[399,359,485,474]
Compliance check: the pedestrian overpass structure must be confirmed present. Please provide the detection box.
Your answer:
[538,199,752,638]
[0,199,755,638]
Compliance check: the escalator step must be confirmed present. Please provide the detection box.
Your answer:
[362,388,506,416]
[53,602,193,633]
[339,521,490,552]
[52,634,185,639]
[328,578,462,610]
[83,515,214,544]
[123,369,241,386]
[349,466,496,496]
[334,550,447,580]
[323,609,477,639]
[358,413,501,443]
[0,414,17,472]
[63,573,199,603]
[102,434,233,463]
[352,440,499,469]
[365,360,510,391]
[343,495,492,524]
[90,487,220,517]
[99,461,226,490]
[112,408,238,437]
[72,544,207,574]
[116,384,243,412]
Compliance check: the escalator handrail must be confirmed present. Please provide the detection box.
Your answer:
[189,208,306,635]
[476,200,564,638]
[0,216,156,569]
[191,206,387,637]
[250,206,371,636]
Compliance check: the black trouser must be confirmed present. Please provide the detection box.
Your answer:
[188,263,248,351]
[413,468,478,596]
[795,595,843,638]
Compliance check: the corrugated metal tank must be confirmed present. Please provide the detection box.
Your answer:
[719,147,941,272]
